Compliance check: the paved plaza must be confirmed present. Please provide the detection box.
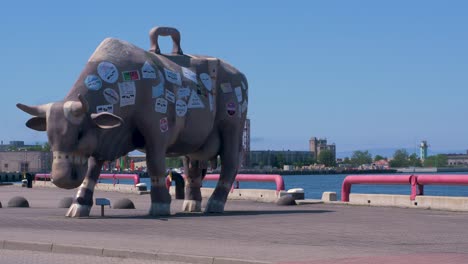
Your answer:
[1,184,468,263]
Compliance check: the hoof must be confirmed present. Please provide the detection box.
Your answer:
[204,199,225,213]
[66,203,91,217]
[149,203,171,216]
[182,200,201,212]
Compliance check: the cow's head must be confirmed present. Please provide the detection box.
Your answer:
[17,95,123,189]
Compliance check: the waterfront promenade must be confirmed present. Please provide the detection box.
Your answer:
[1,185,467,263]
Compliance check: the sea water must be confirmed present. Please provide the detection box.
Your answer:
[98,173,468,200]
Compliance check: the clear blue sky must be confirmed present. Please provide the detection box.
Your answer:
[1,1,467,155]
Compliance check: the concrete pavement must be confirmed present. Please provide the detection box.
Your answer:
[1,184,468,263]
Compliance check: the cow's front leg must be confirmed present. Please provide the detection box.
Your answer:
[147,150,171,216]
[182,157,203,212]
[66,157,103,217]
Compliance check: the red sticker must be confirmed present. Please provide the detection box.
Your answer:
[160,117,168,132]
[227,102,236,116]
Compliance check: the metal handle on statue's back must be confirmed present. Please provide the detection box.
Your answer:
[149,27,183,55]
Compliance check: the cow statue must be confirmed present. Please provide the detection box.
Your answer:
[17,27,248,217]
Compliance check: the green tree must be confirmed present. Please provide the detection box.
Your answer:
[272,153,285,169]
[389,149,409,168]
[318,149,336,167]
[423,155,448,167]
[350,150,372,167]
[374,155,386,162]
[408,153,422,167]
[343,157,350,164]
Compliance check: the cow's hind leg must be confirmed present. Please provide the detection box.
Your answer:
[66,157,102,217]
[205,129,241,213]
[147,149,171,216]
[182,157,204,212]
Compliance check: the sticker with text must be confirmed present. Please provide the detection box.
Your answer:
[199,73,212,91]
[234,86,243,102]
[188,90,205,109]
[97,61,118,83]
[165,90,175,103]
[141,61,157,79]
[118,81,136,107]
[122,70,140,81]
[160,117,168,132]
[164,68,182,86]
[175,100,187,117]
[103,88,119,105]
[177,87,191,98]
[209,94,214,112]
[96,104,113,114]
[221,83,233,93]
[182,67,198,83]
[155,98,168,114]
[84,75,102,91]
[152,83,164,98]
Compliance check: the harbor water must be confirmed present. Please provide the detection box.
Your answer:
[98,172,468,200]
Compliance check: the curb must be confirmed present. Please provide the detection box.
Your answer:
[0,240,271,264]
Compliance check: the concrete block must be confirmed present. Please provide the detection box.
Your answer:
[415,196,468,211]
[52,244,103,256]
[349,194,412,208]
[295,199,324,205]
[213,257,271,264]
[4,240,52,252]
[157,252,214,264]
[321,192,337,202]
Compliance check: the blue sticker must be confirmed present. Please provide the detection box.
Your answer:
[84,75,102,91]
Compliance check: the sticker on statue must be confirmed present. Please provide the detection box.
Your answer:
[160,117,168,132]
[182,67,198,84]
[84,75,102,91]
[221,83,233,93]
[188,90,205,109]
[103,88,119,104]
[226,102,236,116]
[141,61,157,79]
[164,68,182,86]
[199,73,212,91]
[122,70,140,81]
[96,104,114,113]
[118,82,136,107]
[234,86,243,102]
[175,100,187,117]
[165,90,175,103]
[97,61,119,83]
[155,98,168,113]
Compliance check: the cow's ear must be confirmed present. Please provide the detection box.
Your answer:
[90,112,123,129]
[26,117,47,131]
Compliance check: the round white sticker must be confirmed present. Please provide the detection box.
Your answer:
[97,61,119,83]
[175,100,187,117]
[103,88,119,104]
[84,75,102,91]
[199,73,212,91]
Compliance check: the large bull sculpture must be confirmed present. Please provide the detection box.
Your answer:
[17,27,248,217]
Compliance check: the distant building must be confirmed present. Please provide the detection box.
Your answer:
[248,150,314,168]
[420,141,428,161]
[0,141,41,151]
[446,151,468,166]
[309,137,336,160]
[0,151,52,173]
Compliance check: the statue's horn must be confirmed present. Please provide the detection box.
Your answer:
[70,94,89,116]
[16,103,51,117]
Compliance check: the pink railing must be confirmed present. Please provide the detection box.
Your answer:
[165,174,285,193]
[341,174,468,202]
[204,174,285,193]
[341,174,418,202]
[415,174,468,196]
[34,173,140,186]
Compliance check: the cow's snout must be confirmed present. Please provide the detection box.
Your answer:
[51,152,87,189]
